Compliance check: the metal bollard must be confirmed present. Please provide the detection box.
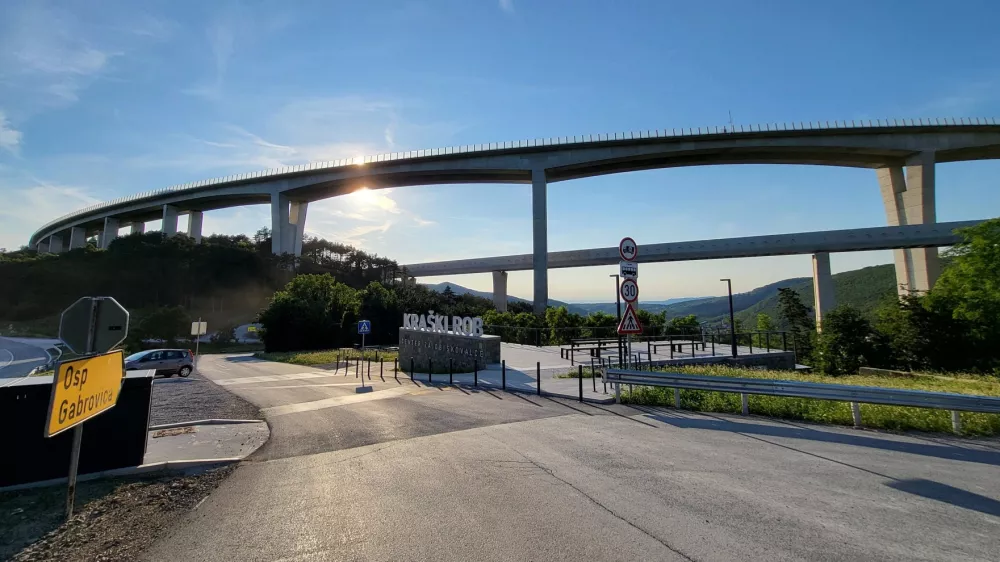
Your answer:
[380,360,384,379]
[429,359,433,384]
[367,357,371,380]
[410,357,414,380]
[578,365,583,402]
[394,357,398,381]
[335,353,340,374]
[355,356,359,378]
[591,357,597,392]
[501,360,506,389]
[536,361,541,395]
[474,360,478,386]
[449,358,453,385]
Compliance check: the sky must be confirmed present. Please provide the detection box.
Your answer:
[2,0,999,302]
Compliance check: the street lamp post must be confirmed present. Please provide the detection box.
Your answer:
[721,278,737,357]
[610,274,623,367]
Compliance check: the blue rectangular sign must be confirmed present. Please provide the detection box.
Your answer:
[358,320,371,335]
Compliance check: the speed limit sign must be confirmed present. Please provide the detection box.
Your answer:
[620,278,638,303]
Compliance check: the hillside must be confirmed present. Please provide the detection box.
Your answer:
[422,281,587,314]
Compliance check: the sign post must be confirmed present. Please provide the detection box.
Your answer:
[191,319,207,368]
[617,238,641,368]
[358,320,372,350]
[51,297,129,520]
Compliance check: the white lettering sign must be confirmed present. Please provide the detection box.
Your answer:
[402,311,484,337]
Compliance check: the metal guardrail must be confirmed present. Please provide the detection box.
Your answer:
[604,369,1000,433]
[31,117,1000,240]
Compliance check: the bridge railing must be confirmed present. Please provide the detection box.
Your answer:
[602,368,1000,433]
[32,117,1000,242]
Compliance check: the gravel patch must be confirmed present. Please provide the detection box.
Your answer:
[2,466,236,562]
[150,372,261,426]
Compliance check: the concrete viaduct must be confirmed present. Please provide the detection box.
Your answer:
[28,118,1000,320]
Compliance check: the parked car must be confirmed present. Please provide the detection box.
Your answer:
[125,349,194,378]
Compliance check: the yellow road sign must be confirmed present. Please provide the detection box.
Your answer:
[45,350,125,437]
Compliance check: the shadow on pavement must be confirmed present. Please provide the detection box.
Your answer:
[644,410,1000,467]
[224,356,265,363]
[887,478,1000,517]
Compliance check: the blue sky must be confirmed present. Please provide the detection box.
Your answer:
[1,0,999,301]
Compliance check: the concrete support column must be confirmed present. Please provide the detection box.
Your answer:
[492,270,508,312]
[130,222,145,235]
[35,238,49,253]
[100,217,119,249]
[187,211,203,244]
[812,252,836,331]
[876,151,939,294]
[270,193,290,255]
[531,168,548,315]
[162,205,179,237]
[49,234,64,253]
[68,227,87,250]
[288,201,308,256]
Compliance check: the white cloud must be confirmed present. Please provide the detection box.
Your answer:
[0,177,100,249]
[413,216,436,227]
[499,0,515,13]
[0,111,23,154]
[182,22,235,101]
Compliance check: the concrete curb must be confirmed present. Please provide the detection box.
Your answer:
[415,379,617,405]
[0,458,241,493]
[148,419,264,430]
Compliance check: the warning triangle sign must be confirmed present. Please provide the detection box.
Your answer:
[617,303,643,335]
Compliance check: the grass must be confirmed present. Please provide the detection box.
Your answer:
[557,367,600,379]
[619,365,1000,436]
[255,347,399,366]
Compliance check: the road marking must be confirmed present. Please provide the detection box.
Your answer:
[0,349,13,370]
[242,382,361,390]
[212,371,337,386]
[262,386,416,416]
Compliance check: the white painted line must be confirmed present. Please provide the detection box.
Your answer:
[241,382,360,390]
[0,349,13,370]
[262,386,415,416]
[212,371,335,386]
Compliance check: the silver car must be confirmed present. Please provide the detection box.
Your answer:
[125,349,194,378]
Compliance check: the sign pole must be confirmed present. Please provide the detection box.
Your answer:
[66,298,98,520]
[195,317,202,368]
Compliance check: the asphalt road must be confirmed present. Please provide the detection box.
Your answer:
[0,337,50,380]
[141,354,1000,561]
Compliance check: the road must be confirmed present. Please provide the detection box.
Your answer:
[0,337,50,380]
[142,354,1000,561]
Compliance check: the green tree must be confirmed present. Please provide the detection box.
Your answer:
[137,306,191,346]
[816,306,876,375]
[755,312,775,347]
[777,287,815,363]
[359,281,401,345]
[666,314,700,336]
[258,274,359,352]
[930,218,1000,348]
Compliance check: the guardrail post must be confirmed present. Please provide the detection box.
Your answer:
[615,379,621,403]
[951,411,962,434]
[502,360,506,390]
[674,388,681,409]
[536,361,541,395]
[449,358,453,385]
[741,393,749,415]
[851,402,862,428]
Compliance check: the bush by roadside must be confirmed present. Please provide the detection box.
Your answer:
[255,347,398,367]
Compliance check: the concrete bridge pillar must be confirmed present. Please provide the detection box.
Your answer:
[130,222,145,235]
[187,211,203,244]
[812,252,836,331]
[532,168,548,315]
[48,234,64,253]
[492,270,508,312]
[270,193,289,255]
[35,238,49,253]
[877,152,939,295]
[162,205,179,237]
[288,201,308,256]
[68,227,87,250]
[100,217,119,249]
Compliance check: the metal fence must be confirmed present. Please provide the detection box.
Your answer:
[603,369,1000,433]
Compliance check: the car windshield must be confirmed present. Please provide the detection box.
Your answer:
[125,352,147,362]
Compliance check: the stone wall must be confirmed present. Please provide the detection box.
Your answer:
[398,328,501,373]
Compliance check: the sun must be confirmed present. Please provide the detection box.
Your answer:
[349,187,380,206]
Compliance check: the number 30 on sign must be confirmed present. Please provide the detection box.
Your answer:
[620,278,638,303]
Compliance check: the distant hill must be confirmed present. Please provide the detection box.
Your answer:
[421,281,589,315]
[427,262,904,325]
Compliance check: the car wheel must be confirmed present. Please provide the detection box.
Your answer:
[178,366,192,377]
